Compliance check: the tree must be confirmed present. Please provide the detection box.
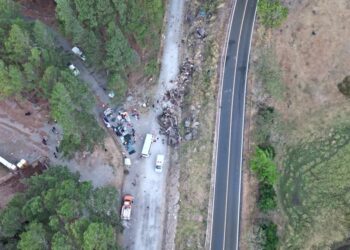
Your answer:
[0,207,22,238]
[51,232,75,250]
[107,72,127,101]
[87,186,120,227]
[5,24,31,63]
[73,0,98,28]
[83,223,118,250]
[33,20,55,49]
[250,147,278,185]
[258,0,288,28]
[18,222,48,250]
[105,21,133,73]
[56,0,84,41]
[337,75,350,97]
[0,0,19,21]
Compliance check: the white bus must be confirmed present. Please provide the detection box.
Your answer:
[141,134,153,157]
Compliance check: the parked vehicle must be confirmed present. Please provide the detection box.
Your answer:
[71,46,86,61]
[121,195,134,220]
[155,154,164,173]
[67,63,80,76]
[141,134,153,157]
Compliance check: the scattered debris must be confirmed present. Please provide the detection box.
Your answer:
[196,27,207,39]
[156,59,199,146]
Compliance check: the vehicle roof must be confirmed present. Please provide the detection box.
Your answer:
[123,194,134,201]
[141,134,153,156]
[156,154,164,164]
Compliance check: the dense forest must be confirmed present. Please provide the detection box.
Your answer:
[0,0,164,156]
[0,167,122,249]
[0,1,104,156]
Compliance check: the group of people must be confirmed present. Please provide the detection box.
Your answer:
[41,126,60,159]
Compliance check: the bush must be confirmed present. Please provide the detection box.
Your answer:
[259,221,279,250]
[250,147,278,185]
[337,75,350,97]
[258,182,277,212]
[255,104,276,145]
[258,0,288,28]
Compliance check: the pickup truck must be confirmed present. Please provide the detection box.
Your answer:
[121,195,134,220]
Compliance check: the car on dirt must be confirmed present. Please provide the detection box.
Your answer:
[71,46,86,61]
[67,63,80,76]
[121,194,134,220]
[155,154,164,173]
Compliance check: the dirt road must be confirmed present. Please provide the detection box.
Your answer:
[122,0,185,249]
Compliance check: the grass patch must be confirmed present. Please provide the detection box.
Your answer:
[279,125,350,249]
[256,47,284,99]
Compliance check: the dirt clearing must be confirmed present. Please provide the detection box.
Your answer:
[0,98,124,193]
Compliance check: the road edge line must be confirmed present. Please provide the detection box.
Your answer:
[236,1,258,250]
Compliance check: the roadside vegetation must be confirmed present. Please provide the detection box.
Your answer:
[0,166,122,249]
[175,0,221,248]
[55,0,164,100]
[245,0,290,248]
[247,0,350,249]
[257,0,288,28]
[0,1,103,157]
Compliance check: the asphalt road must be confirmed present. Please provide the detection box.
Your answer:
[210,0,257,249]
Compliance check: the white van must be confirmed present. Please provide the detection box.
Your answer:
[155,154,164,173]
[141,134,153,157]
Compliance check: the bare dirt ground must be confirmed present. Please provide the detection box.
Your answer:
[0,98,123,190]
[241,0,350,248]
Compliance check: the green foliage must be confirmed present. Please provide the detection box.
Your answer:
[18,222,48,250]
[259,222,279,250]
[258,0,288,28]
[0,61,24,98]
[105,21,133,73]
[33,20,55,49]
[256,47,284,99]
[258,182,277,212]
[125,0,164,47]
[250,147,278,185]
[0,166,122,249]
[0,207,22,238]
[337,75,350,97]
[49,72,104,157]
[144,59,159,77]
[5,24,31,63]
[0,0,19,25]
[83,223,118,250]
[107,72,128,101]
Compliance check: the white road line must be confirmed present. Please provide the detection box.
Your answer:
[208,0,237,248]
[235,1,258,249]
[222,0,249,249]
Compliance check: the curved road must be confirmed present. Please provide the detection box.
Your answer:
[210,0,257,249]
